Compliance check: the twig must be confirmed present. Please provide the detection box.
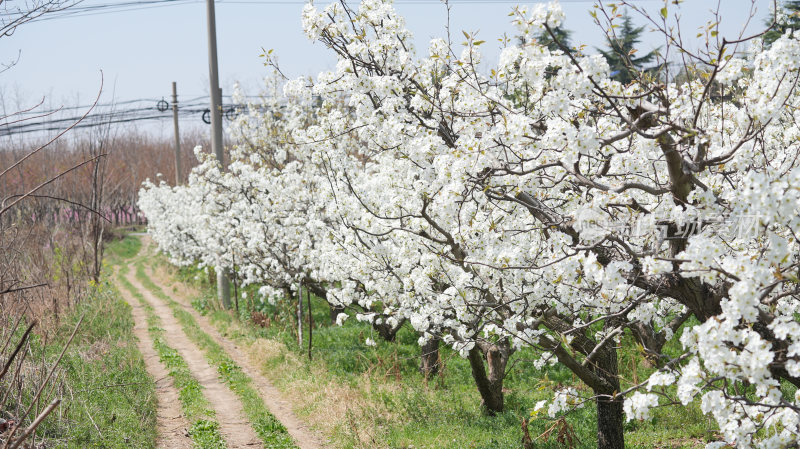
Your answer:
[0,74,102,181]
[0,313,24,355]
[0,154,107,216]
[0,321,36,380]
[82,399,102,437]
[7,399,60,449]
[0,283,48,296]
[1,194,111,223]
[2,315,83,448]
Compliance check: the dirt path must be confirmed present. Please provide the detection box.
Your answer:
[113,271,192,449]
[124,267,263,448]
[141,243,325,449]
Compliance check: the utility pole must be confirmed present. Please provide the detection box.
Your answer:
[205,0,231,310]
[171,81,182,185]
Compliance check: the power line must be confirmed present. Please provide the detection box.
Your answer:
[0,96,278,137]
[23,0,198,22]
[16,0,658,23]
[9,95,261,118]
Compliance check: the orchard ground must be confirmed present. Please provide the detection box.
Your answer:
[104,233,718,449]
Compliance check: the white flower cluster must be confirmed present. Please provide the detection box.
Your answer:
[548,387,584,418]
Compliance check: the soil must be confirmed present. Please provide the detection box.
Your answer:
[114,269,192,449]
[142,239,325,449]
[123,266,262,448]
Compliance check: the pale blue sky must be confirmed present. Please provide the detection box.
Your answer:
[1,0,774,136]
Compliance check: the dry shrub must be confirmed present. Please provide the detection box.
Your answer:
[0,314,79,449]
[0,219,91,329]
[537,416,578,449]
[251,311,271,328]
[0,7,197,441]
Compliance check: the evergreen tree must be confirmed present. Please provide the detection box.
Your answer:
[598,10,659,84]
[534,26,573,79]
[535,25,572,53]
[764,1,800,46]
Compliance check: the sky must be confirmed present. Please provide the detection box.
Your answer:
[1,0,775,138]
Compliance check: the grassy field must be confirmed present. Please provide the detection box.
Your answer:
[12,236,159,448]
[152,256,717,449]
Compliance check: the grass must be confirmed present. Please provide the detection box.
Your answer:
[164,259,717,449]
[105,233,143,262]
[133,259,297,448]
[111,238,227,449]
[6,236,160,448]
[51,284,157,448]
[199,300,603,449]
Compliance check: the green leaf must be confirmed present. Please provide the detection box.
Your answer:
[660,7,667,19]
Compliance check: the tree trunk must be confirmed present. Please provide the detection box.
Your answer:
[467,342,510,415]
[630,312,691,367]
[297,284,303,346]
[302,280,343,325]
[330,303,345,324]
[596,394,624,449]
[629,322,665,368]
[592,343,624,449]
[373,319,403,342]
[307,288,313,360]
[420,337,440,379]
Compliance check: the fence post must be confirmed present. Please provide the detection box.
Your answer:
[297,283,303,347]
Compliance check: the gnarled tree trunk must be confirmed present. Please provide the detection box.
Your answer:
[596,393,624,449]
[593,343,624,449]
[629,312,690,367]
[467,340,512,415]
[372,317,404,342]
[420,337,440,379]
[540,312,626,449]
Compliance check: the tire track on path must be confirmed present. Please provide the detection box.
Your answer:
[124,266,263,448]
[114,270,192,449]
[141,242,325,449]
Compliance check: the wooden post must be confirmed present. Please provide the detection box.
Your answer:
[307,287,313,360]
[297,283,303,346]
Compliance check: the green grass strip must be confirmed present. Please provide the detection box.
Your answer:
[116,263,227,449]
[133,260,298,448]
[33,269,158,448]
